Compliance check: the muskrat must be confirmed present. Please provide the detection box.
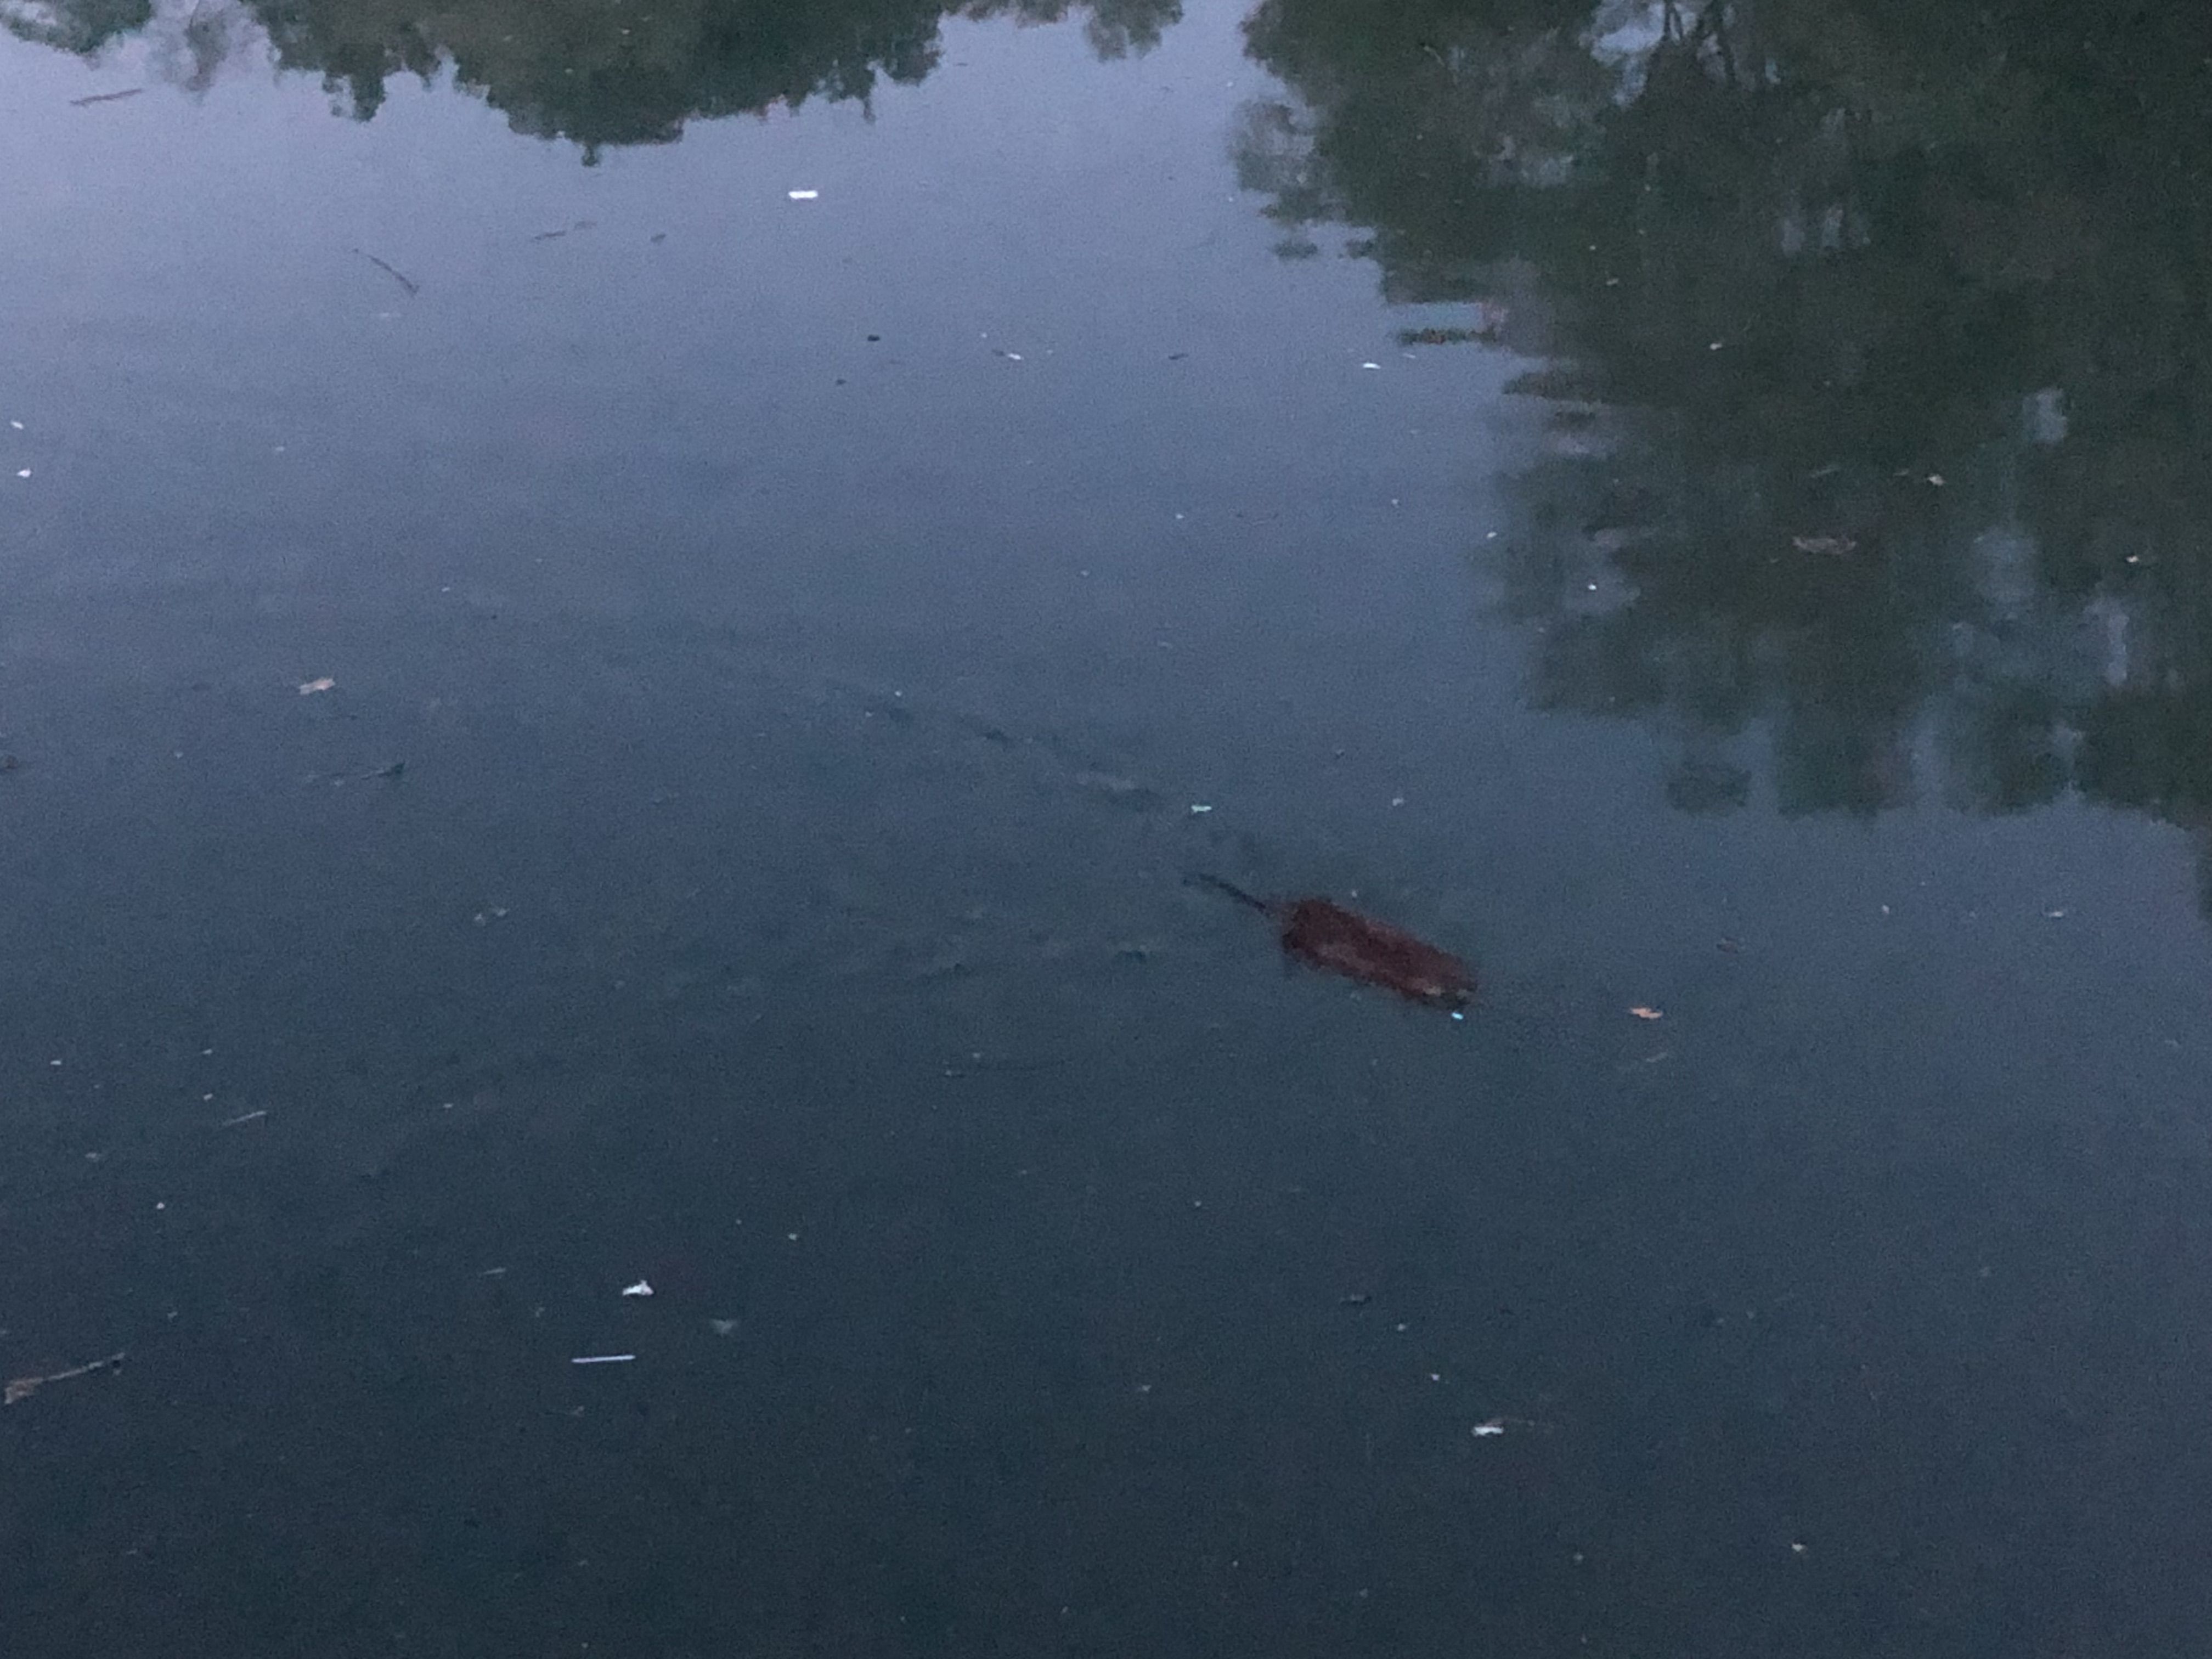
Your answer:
[1189,873,1474,1009]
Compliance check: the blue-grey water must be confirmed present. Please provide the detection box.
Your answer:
[4,2,2209,1654]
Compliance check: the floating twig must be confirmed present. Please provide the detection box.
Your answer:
[70,88,143,106]
[353,249,419,297]
[5,1350,126,1406]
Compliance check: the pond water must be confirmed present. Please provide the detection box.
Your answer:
[4,2,2209,1654]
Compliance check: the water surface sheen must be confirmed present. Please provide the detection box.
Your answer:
[3,2,2209,1654]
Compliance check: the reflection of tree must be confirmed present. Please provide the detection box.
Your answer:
[10,0,1179,155]
[4,0,155,54]
[1242,1,2212,874]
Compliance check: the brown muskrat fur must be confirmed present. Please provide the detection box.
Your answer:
[1189,873,1474,1009]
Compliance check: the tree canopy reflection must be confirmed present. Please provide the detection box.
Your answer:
[1242,0,2212,890]
[7,0,1180,153]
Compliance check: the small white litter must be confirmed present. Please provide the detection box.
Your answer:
[571,1353,636,1365]
[787,189,819,200]
[620,1279,654,1298]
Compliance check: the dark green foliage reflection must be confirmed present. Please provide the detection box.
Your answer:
[1240,0,2212,893]
[9,0,1180,153]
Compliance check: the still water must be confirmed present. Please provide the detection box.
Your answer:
[4,1,2209,1653]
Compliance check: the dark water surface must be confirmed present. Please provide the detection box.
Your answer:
[5,2,2210,1654]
